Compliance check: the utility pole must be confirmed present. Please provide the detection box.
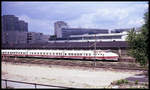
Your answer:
[94,34,96,67]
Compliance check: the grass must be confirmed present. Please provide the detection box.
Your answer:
[111,79,149,89]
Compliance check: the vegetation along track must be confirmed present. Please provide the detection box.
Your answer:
[2,57,147,71]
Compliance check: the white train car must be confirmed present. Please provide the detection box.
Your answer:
[1,49,119,61]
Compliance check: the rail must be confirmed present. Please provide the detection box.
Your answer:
[2,79,74,89]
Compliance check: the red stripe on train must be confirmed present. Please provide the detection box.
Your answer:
[2,54,118,60]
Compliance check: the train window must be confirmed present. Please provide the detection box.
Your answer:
[53,53,55,55]
[65,53,67,55]
[89,53,91,56]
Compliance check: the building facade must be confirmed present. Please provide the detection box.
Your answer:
[2,31,27,44]
[2,15,50,44]
[62,28,109,38]
[54,21,109,38]
[2,15,28,44]
[111,28,131,33]
[2,15,28,32]
[49,31,128,43]
[27,32,50,44]
[54,21,68,38]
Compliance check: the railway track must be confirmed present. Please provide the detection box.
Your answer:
[2,57,147,71]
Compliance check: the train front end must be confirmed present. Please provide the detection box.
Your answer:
[104,52,119,61]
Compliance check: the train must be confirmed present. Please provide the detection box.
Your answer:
[1,49,119,61]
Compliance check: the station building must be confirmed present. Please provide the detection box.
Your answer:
[54,21,109,38]
[49,31,128,42]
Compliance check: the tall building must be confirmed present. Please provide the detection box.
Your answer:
[2,15,28,32]
[54,21,68,38]
[2,15,28,44]
[18,20,28,32]
[2,31,27,44]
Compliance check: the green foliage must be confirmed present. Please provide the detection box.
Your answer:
[126,10,148,66]
[135,80,138,84]
[116,79,128,85]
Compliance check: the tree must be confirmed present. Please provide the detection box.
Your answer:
[126,10,149,66]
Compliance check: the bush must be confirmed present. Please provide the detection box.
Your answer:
[116,79,128,85]
[135,80,138,84]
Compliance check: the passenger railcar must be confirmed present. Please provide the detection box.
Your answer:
[1,49,119,61]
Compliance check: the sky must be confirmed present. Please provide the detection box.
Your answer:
[2,1,148,35]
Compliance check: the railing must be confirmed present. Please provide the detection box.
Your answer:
[2,79,73,89]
